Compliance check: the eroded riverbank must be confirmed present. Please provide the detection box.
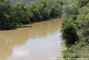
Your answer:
[0,18,64,60]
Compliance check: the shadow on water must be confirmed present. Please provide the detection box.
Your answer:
[0,26,32,31]
[23,26,32,28]
[0,18,58,31]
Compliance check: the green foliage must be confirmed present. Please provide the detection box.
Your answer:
[62,0,89,58]
[0,0,30,30]
[13,2,30,24]
[27,0,51,22]
[76,4,89,42]
[62,1,79,19]
[62,0,89,19]
[78,0,89,7]
[62,20,79,46]
[0,0,63,30]
[47,0,62,18]
[0,0,5,2]
[27,0,62,22]
[63,41,88,58]
[57,0,68,5]
[69,0,89,7]
[0,0,17,29]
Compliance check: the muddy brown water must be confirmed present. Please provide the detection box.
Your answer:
[0,18,64,60]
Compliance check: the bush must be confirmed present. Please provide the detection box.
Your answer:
[0,1,30,30]
[78,0,89,7]
[76,14,89,42]
[27,0,51,22]
[62,3,79,19]
[47,0,62,18]
[61,20,79,46]
[75,3,89,42]
[0,0,17,30]
[63,41,88,58]
[13,2,30,24]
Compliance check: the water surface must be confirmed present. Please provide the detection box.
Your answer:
[0,18,63,60]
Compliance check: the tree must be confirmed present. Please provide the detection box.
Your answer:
[13,1,30,24]
[27,0,63,22]
[76,3,89,42]
[62,20,79,46]
[0,0,5,2]
[27,0,51,22]
[78,0,89,7]
[0,0,17,29]
[47,0,62,18]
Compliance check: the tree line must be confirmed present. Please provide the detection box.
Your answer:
[0,0,64,30]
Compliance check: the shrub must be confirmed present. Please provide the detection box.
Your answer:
[78,0,89,7]
[63,41,88,58]
[47,0,62,18]
[27,0,51,22]
[13,2,30,24]
[62,3,79,19]
[61,20,79,46]
[76,14,89,42]
[0,0,17,30]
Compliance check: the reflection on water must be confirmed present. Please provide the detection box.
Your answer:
[0,18,63,60]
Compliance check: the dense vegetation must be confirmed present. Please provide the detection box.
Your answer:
[10,0,37,3]
[61,0,89,58]
[0,0,63,30]
[62,20,79,46]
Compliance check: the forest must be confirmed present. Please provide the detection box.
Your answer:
[0,0,63,30]
[0,0,89,59]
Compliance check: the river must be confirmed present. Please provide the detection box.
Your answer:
[0,18,64,60]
